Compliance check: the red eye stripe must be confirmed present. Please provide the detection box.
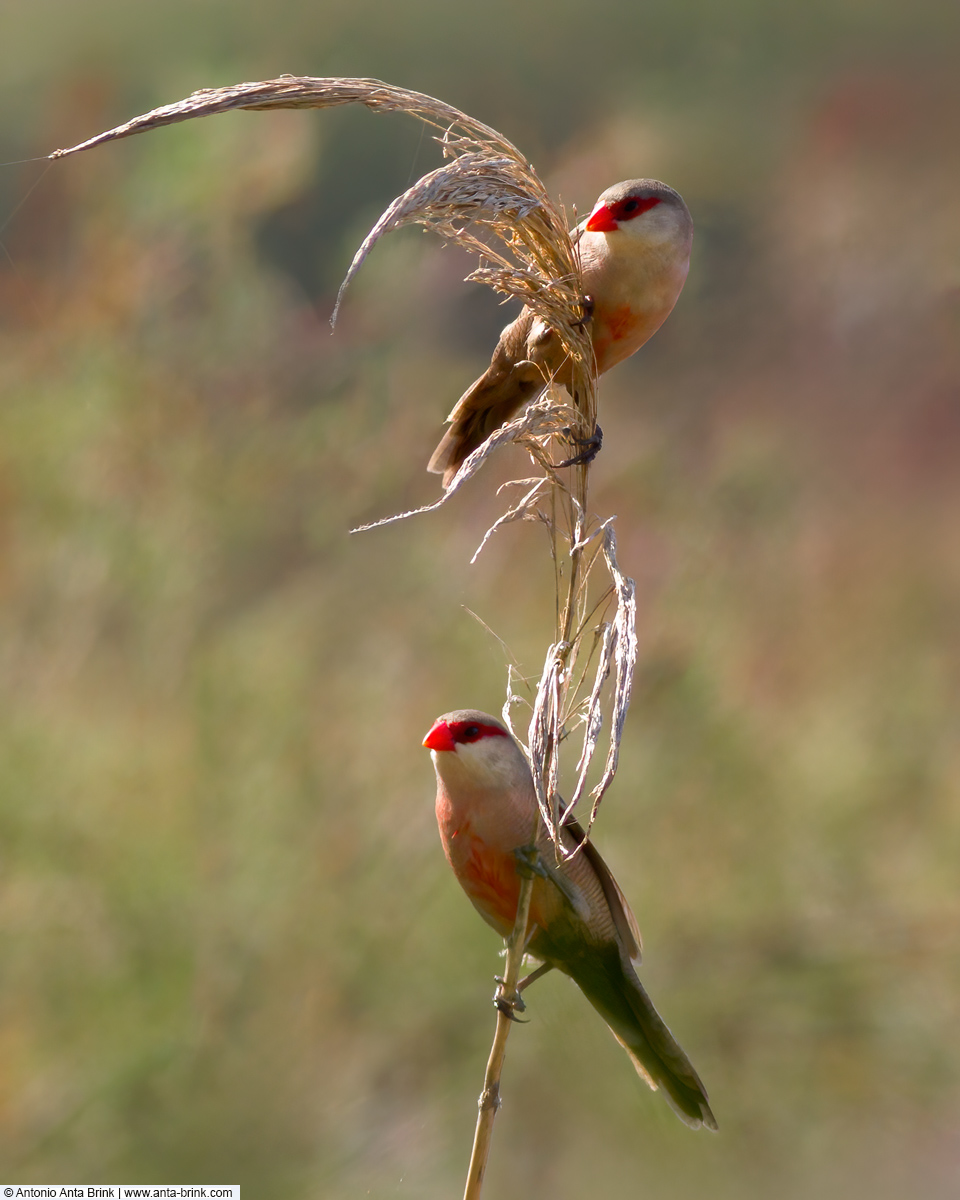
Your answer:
[423,718,510,752]
[611,195,661,222]
[448,720,510,745]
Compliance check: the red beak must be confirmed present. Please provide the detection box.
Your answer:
[585,203,618,233]
[423,719,456,752]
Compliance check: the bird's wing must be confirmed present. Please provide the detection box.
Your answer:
[561,815,643,964]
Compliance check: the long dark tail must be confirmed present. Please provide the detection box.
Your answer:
[426,418,483,487]
[426,387,524,487]
[574,951,717,1130]
[427,369,546,486]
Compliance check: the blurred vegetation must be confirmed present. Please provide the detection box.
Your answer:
[1,1,959,1196]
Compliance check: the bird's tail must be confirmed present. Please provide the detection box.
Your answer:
[427,363,546,487]
[426,422,473,488]
[426,385,512,488]
[577,953,717,1130]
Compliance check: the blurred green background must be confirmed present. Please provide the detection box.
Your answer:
[1,0,959,1196]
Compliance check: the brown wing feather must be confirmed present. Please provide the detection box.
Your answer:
[561,815,643,963]
[427,307,569,486]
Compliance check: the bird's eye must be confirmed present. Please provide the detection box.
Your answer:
[613,195,660,221]
[449,719,510,745]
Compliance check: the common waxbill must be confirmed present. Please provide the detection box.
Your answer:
[427,179,693,487]
[423,709,716,1130]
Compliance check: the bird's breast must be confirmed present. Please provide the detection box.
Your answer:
[581,234,689,373]
[438,811,525,933]
[436,801,569,938]
[591,302,669,372]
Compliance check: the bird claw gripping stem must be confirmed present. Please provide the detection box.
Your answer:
[488,846,550,1021]
[512,844,549,880]
[493,958,555,1020]
[553,423,604,469]
[493,976,528,1022]
[572,294,596,331]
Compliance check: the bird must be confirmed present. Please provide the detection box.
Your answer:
[423,709,717,1130]
[427,179,693,487]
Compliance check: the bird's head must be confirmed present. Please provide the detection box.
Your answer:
[584,179,693,253]
[423,710,529,791]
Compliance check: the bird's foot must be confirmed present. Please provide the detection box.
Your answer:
[493,977,528,1021]
[518,962,554,993]
[553,423,603,469]
[512,844,549,880]
[573,294,595,330]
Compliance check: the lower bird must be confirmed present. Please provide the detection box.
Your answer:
[423,709,716,1130]
[427,179,693,487]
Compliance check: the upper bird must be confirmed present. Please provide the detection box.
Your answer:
[423,709,716,1130]
[427,179,693,487]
